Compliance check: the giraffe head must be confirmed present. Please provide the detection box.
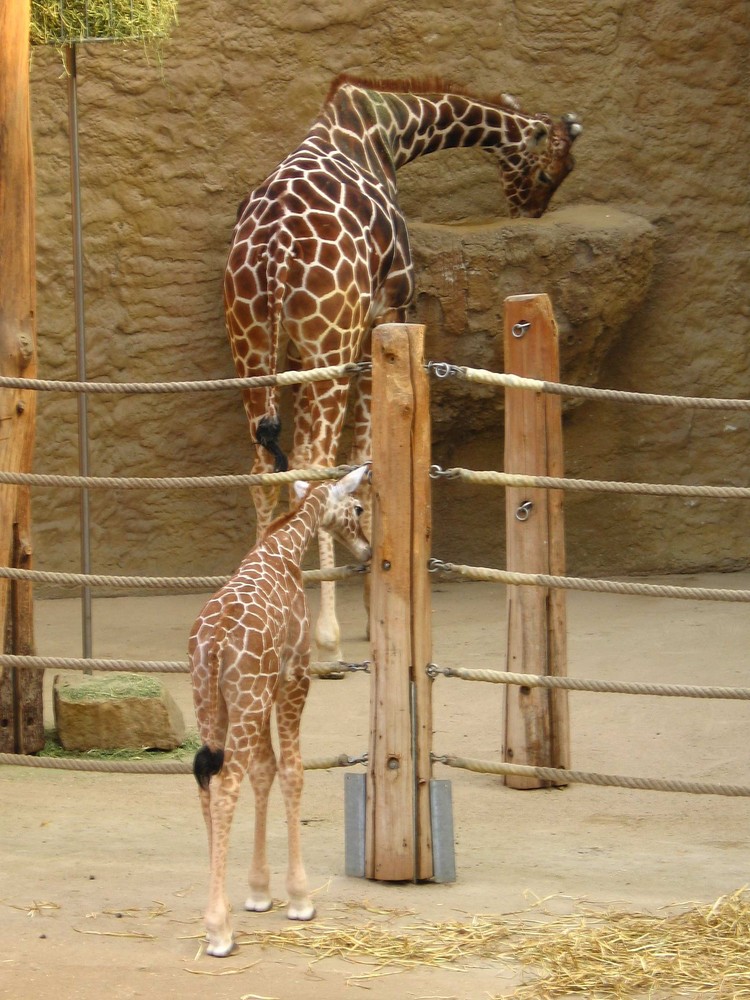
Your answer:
[492,111,582,219]
[295,466,372,563]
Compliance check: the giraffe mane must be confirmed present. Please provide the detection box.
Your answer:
[260,484,324,539]
[261,507,298,538]
[325,73,520,112]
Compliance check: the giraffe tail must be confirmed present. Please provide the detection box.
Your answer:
[256,414,289,472]
[192,632,227,790]
[254,231,293,473]
[193,745,224,790]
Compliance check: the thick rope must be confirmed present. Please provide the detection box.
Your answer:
[0,563,366,590]
[0,752,364,774]
[456,367,750,411]
[428,664,750,700]
[0,654,370,676]
[309,660,371,677]
[433,467,750,501]
[0,654,189,673]
[4,361,747,411]
[430,561,750,603]
[0,464,357,490]
[433,755,750,797]
[0,362,368,395]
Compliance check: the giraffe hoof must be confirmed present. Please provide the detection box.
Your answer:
[287,901,316,921]
[245,895,273,913]
[206,937,237,958]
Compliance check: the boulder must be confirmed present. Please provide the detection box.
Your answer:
[53,673,186,752]
[409,204,657,437]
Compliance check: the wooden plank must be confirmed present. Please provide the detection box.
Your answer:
[0,0,40,753]
[407,325,434,881]
[367,324,418,880]
[503,294,569,788]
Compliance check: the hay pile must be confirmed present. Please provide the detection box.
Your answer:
[55,672,164,702]
[221,890,750,997]
[506,889,750,998]
[30,0,178,46]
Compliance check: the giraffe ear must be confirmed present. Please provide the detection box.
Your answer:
[293,480,310,501]
[332,464,369,498]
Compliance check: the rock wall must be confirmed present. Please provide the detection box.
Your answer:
[27,0,749,588]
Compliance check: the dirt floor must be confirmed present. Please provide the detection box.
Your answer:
[1,574,749,999]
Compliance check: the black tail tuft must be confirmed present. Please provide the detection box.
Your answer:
[256,415,289,473]
[193,745,225,790]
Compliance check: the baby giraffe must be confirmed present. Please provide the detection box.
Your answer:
[189,465,371,957]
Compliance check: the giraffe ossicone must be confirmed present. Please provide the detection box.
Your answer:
[225,74,582,658]
[189,465,370,958]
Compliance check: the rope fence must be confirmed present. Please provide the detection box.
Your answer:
[0,364,373,774]
[4,359,748,407]
[430,466,750,501]
[450,365,750,411]
[0,361,368,395]
[426,356,750,802]
[0,653,369,678]
[3,353,749,794]
[428,560,750,603]
[0,562,366,591]
[0,464,359,490]
[426,664,750,701]
[433,755,750,798]
[0,751,366,775]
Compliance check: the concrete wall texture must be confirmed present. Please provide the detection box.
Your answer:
[28,0,749,586]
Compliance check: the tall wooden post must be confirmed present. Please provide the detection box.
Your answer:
[0,0,41,753]
[503,294,569,788]
[367,323,434,880]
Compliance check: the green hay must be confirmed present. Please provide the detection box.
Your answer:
[40,727,201,761]
[56,672,164,702]
[31,0,178,46]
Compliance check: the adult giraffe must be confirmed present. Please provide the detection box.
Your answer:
[224,74,582,658]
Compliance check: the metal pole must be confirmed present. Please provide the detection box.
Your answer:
[64,43,93,663]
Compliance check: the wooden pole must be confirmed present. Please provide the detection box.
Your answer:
[503,294,569,788]
[0,0,41,753]
[367,323,433,880]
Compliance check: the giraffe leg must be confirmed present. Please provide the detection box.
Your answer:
[276,666,314,921]
[198,783,212,854]
[250,447,281,539]
[290,374,350,661]
[315,529,342,661]
[190,636,228,901]
[237,379,286,538]
[204,751,248,957]
[245,717,277,913]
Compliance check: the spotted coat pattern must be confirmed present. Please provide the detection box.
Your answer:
[224,75,581,657]
[189,466,371,957]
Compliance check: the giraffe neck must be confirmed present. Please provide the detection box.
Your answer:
[255,488,325,568]
[312,79,544,186]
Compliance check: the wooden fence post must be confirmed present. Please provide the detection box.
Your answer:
[0,0,41,753]
[503,294,569,788]
[366,323,433,880]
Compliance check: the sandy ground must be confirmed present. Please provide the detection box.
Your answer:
[1,574,749,999]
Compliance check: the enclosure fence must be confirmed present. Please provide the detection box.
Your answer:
[1,302,749,837]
